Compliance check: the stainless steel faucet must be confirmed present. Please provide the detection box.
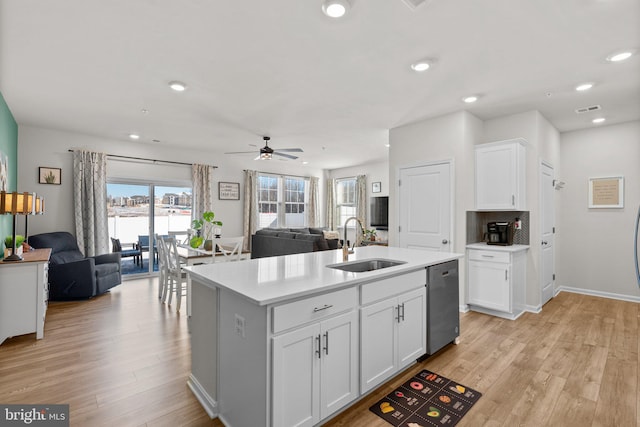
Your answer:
[342,216,364,260]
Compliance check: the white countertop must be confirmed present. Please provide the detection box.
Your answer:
[466,243,530,252]
[185,246,463,306]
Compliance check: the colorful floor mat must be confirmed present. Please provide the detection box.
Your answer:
[369,369,482,427]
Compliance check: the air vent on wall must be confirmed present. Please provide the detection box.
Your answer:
[575,105,601,114]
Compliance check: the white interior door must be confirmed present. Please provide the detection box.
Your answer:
[540,162,555,306]
[398,162,451,251]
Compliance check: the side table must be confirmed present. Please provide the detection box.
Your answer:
[0,248,51,345]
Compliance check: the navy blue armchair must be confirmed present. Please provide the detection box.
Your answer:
[28,232,122,300]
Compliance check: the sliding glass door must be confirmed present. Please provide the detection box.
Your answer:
[107,182,191,276]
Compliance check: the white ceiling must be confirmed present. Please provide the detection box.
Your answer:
[1,0,639,170]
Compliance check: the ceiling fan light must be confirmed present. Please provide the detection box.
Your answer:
[168,81,187,91]
[260,152,272,160]
[606,51,634,62]
[322,0,350,18]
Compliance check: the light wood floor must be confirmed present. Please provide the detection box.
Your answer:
[0,278,637,427]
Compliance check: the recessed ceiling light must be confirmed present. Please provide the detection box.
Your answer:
[575,83,594,91]
[322,0,351,18]
[129,133,140,140]
[592,117,606,124]
[410,59,434,72]
[385,143,390,148]
[606,51,634,62]
[168,81,187,91]
[302,161,309,165]
[141,109,149,114]
[462,95,479,103]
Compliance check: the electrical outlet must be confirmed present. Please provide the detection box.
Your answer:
[234,314,245,338]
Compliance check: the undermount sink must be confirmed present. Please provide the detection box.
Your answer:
[327,258,407,273]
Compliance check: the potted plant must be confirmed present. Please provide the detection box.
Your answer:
[4,235,25,258]
[190,211,223,250]
[363,229,377,242]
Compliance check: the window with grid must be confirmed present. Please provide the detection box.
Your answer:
[336,177,356,228]
[257,174,309,228]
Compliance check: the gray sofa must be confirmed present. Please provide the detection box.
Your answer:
[251,227,340,259]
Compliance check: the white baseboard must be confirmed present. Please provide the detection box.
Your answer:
[187,374,218,419]
[556,286,640,303]
[459,304,469,313]
[525,304,542,314]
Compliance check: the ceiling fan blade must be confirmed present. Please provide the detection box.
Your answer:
[273,152,298,160]
[224,150,256,154]
[274,148,304,153]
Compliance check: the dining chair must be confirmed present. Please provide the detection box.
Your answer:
[163,236,188,312]
[155,234,169,301]
[213,237,244,262]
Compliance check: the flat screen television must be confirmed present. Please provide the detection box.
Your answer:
[370,196,389,230]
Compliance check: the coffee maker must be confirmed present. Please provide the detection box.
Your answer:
[486,222,514,246]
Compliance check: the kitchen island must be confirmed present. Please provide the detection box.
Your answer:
[185,245,463,427]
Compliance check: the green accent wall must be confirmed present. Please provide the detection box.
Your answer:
[0,91,18,258]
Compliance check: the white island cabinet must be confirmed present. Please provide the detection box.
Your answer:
[186,246,462,427]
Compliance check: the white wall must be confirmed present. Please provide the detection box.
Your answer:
[389,110,483,305]
[557,120,640,300]
[17,125,324,239]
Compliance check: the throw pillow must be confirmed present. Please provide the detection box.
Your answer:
[323,230,340,240]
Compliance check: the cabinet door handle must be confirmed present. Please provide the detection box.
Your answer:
[395,305,401,323]
[400,303,405,322]
[481,254,494,258]
[505,270,508,281]
[323,331,329,355]
[313,304,333,313]
[315,334,322,359]
[512,195,515,206]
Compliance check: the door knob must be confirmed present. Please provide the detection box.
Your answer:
[442,239,448,244]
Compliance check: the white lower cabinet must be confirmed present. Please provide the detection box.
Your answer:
[360,287,426,393]
[272,310,358,427]
[466,246,528,319]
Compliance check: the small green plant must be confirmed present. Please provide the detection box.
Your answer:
[4,234,25,248]
[363,229,377,241]
[190,211,223,248]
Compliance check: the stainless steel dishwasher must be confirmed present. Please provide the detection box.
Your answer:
[425,259,460,355]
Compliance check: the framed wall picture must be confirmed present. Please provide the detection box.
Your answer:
[219,181,240,200]
[39,167,62,185]
[0,151,7,191]
[589,176,624,208]
[372,182,381,193]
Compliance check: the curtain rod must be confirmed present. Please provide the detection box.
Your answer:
[68,149,217,168]
[243,169,315,180]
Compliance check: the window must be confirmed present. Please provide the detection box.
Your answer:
[258,173,309,228]
[336,177,356,227]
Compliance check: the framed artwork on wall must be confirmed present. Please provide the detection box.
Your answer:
[219,182,240,200]
[588,176,624,208]
[372,181,381,193]
[39,167,62,185]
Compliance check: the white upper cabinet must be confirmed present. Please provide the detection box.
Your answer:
[475,138,527,210]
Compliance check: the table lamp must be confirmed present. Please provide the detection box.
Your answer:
[0,191,37,261]
[24,195,45,246]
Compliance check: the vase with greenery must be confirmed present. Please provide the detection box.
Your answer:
[363,228,377,241]
[4,234,25,257]
[190,211,223,249]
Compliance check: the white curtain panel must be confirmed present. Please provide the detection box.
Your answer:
[192,163,213,236]
[73,150,109,256]
[242,170,258,251]
[356,174,367,245]
[325,178,337,230]
[307,176,319,228]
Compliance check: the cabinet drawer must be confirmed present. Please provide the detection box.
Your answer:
[468,249,510,263]
[361,270,425,305]
[272,287,357,334]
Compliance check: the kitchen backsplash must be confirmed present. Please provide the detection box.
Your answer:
[466,211,530,245]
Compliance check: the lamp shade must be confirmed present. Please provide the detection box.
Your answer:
[0,191,37,215]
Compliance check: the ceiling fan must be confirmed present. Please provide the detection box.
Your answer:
[225,136,303,160]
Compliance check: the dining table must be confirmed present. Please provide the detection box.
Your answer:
[176,244,250,266]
